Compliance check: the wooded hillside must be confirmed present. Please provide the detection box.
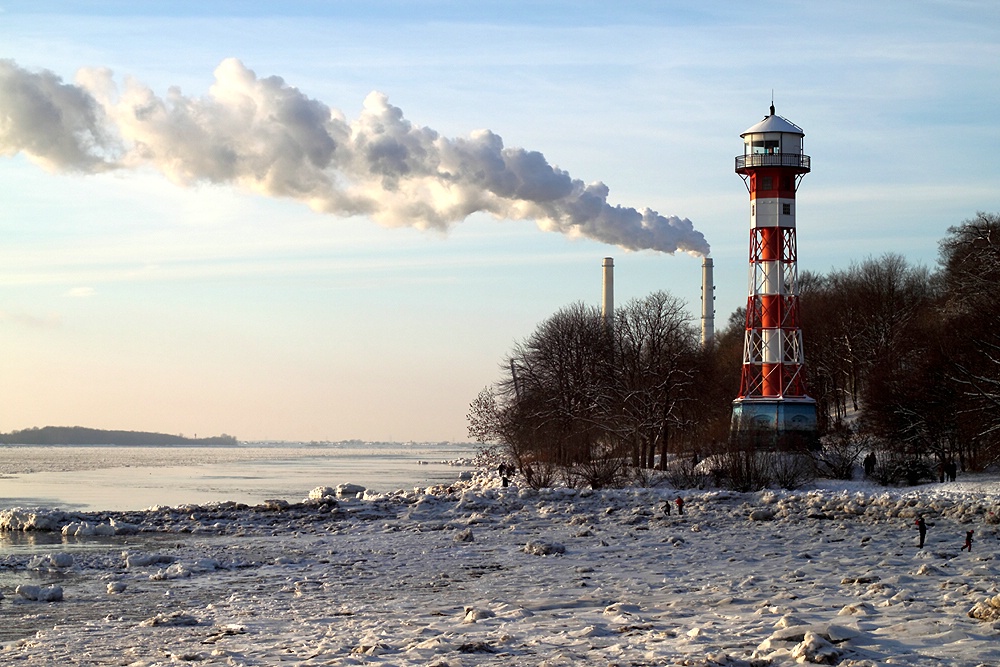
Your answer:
[0,426,239,446]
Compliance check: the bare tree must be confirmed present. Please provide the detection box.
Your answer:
[612,291,699,470]
[469,291,705,488]
[824,254,935,414]
[798,270,851,428]
[939,212,1000,469]
[467,303,620,487]
[814,423,870,480]
[940,212,1000,313]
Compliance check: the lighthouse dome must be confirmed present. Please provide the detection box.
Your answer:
[741,105,804,138]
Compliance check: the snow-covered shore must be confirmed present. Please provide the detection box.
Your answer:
[2,473,1000,666]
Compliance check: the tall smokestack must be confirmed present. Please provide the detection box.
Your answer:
[602,257,614,327]
[701,257,715,346]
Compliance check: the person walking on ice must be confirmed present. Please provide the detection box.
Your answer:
[916,516,928,549]
[962,529,974,552]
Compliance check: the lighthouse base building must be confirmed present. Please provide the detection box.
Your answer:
[731,400,817,436]
[730,105,817,446]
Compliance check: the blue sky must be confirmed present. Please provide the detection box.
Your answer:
[0,1,997,442]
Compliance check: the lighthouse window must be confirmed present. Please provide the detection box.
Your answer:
[783,203,791,215]
[761,177,772,190]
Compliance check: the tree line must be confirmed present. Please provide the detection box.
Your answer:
[469,212,1000,489]
[0,426,239,447]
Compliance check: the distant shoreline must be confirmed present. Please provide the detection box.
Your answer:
[0,426,238,447]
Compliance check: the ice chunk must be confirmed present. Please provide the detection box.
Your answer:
[62,521,115,536]
[523,540,565,556]
[462,606,496,623]
[0,509,74,531]
[308,486,336,500]
[336,483,366,497]
[969,594,1000,622]
[124,552,176,568]
[15,584,63,602]
[790,631,840,664]
[139,611,200,627]
[28,552,74,570]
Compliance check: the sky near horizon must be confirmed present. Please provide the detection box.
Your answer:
[0,1,997,442]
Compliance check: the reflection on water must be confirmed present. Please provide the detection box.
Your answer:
[1,533,129,592]
[0,529,176,561]
[2,531,119,553]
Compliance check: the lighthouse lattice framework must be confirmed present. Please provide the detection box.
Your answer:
[731,104,817,440]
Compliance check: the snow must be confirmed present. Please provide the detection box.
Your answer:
[1,461,1000,665]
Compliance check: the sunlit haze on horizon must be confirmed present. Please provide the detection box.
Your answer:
[0,1,997,442]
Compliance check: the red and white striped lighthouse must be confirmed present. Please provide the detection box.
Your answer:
[731,104,817,439]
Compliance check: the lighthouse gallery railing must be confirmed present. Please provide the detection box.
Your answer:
[735,154,811,171]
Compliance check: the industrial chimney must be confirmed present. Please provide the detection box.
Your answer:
[701,257,715,346]
[601,257,614,327]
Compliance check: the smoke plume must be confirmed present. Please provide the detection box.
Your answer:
[0,58,710,256]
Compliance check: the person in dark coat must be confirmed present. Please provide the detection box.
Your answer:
[916,516,927,549]
[864,452,877,477]
[962,529,974,552]
[498,463,512,487]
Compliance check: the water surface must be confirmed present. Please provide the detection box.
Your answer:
[0,442,476,511]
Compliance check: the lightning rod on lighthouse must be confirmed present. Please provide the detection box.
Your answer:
[731,104,817,443]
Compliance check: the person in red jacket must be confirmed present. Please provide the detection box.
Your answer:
[675,496,684,515]
[962,530,974,552]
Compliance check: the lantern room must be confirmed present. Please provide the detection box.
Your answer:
[735,104,811,177]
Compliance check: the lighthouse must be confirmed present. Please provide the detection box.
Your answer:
[731,104,817,442]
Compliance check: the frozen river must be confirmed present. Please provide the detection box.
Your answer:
[0,442,477,511]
